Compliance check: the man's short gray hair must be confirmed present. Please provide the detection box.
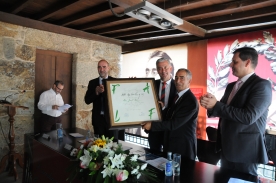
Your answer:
[156,58,172,66]
[177,68,192,79]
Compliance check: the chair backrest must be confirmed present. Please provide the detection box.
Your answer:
[206,126,218,142]
[197,138,220,165]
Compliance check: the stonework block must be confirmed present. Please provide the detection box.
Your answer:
[76,110,93,132]
[0,37,3,59]
[91,42,121,61]
[75,85,92,111]
[25,29,91,54]
[75,61,98,86]
[0,60,35,90]
[15,44,35,61]
[0,21,23,39]
[3,37,15,60]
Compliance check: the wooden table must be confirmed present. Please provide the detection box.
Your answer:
[23,128,276,183]
[0,103,28,181]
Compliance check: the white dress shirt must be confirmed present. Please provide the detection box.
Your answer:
[37,88,64,117]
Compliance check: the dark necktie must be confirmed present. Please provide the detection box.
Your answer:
[160,81,166,104]
[101,79,105,113]
[173,94,179,103]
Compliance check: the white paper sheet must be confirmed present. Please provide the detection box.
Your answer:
[228,178,254,183]
[58,104,72,112]
[69,133,84,138]
[146,157,167,171]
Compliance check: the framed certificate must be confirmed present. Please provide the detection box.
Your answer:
[104,78,162,129]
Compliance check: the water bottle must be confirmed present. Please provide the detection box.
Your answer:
[165,152,173,176]
[57,124,63,139]
[86,130,92,142]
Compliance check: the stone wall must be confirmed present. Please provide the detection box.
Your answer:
[0,21,121,159]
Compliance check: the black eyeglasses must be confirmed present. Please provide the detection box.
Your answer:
[55,85,63,91]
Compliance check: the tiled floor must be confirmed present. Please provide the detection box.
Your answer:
[0,164,23,183]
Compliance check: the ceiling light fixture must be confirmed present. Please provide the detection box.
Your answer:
[123,1,183,29]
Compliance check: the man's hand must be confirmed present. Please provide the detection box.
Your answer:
[200,93,217,109]
[141,122,152,131]
[95,84,105,95]
[52,105,59,110]
[158,101,164,108]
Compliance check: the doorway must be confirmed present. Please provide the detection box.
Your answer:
[34,49,72,134]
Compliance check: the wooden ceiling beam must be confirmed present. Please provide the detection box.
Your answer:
[74,16,129,31]
[56,2,118,26]
[90,21,147,34]
[9,0,35,14]
[120,29,184,41]
[102,27,161,38]
[202,15,276,31]
[33,0,80,21]
[179,0,271,20]
[191,5,276,26]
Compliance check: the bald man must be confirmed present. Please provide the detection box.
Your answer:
[85,60,124,141]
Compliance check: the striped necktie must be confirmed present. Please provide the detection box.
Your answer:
[160,81,166,103]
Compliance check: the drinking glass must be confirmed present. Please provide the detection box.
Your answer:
[173,153,181,176]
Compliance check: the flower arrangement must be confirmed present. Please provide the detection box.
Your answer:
[67,135,158,183]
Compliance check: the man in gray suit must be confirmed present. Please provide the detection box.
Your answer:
[200,47,272,175]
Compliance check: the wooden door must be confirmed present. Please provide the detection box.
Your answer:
[34,49,72,134]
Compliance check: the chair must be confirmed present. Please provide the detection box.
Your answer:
[197,138,221,165]
[206,126,218,142]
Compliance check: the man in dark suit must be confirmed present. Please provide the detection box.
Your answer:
[148,58,176,152]
[200,47,272,176]
[142,69,199,160]
[84,59,124,140]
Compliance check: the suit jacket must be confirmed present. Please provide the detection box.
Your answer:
[147,79,176,151]
[209,74,272,164]
[151,89,199,160]
[84,76,114,128]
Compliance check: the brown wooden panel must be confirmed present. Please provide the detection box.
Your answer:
[55,53,73,129]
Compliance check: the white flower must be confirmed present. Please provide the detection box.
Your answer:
[130,154,138,161]
[103,155,110,165]
[137,173,141,179]
[131,166,140,175]
[140,163,147,170]
[79,149,92,168]
[89,145,99,152]
[109,154,124,169]
[112,142,118,149]
[101,166,113,178]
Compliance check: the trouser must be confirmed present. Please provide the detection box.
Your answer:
[40,113,62,133]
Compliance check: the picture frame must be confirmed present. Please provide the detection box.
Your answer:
[104,78,162,129]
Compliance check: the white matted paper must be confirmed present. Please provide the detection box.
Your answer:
[105,79,162,129]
